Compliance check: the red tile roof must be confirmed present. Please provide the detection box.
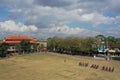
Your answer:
[5,36,31,40]
[3,35,36,44]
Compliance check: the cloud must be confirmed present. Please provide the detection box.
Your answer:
[0,0,120,38]
[6,0,120,27]
[34,0,74,8]
[48,25,85,35]
[79,12,115,26]
[0,20,38,32]
[41,25,100,37]
[0,0,34,8]
[1,0,120,14]
[106,26,120,37]
[77,0,120,14]
[10,5,115,28]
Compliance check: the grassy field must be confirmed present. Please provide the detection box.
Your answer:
[0,52,120,80]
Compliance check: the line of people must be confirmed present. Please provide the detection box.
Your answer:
[78,62,114,72]
[101,66,114,72]
[90,64,99,69]
[78,62,89,67]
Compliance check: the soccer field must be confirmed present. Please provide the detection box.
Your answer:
[0,52,120,80]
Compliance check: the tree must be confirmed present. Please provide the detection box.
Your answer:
[40,44,44,51]
[32,43,39,52]
[15,44,21,54]
[20,40,31,54]
[106,36,116,45]
[0,43,9,57]
[96,34,106,43]
[96,35,105,39]
[116,38,120,44]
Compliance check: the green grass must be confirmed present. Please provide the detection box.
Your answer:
[0,52,120,80]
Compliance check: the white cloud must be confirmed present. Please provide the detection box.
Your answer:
[48,25,85,34]
[106,26,120,37]
[80,13,94,21]
[6,0,120,28]
[79,13,115,26]
[17,6,116,27]
[9,9,22,13]
[0,0,120,38]
[0,20,38,32]
[41,25,100,37]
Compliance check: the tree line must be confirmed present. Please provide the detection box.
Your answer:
[47,37,100,56]
[96,35,120,45]
[1,35,120,58]
[47,35,120,56]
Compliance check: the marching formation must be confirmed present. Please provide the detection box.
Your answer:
[78,62,114,72]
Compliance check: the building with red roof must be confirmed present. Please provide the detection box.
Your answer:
[1,35,37,52]
[4,35,36,44]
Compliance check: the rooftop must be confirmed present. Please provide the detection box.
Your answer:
[2,35,36,44]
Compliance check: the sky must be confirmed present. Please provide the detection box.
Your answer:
[0,0,120,39]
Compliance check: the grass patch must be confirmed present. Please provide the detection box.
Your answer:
[0,52,120,80]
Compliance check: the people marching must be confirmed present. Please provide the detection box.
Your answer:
[78,62,114,72]
[101,66,114,72]
[79,62,89,67]
[90,64,99,69]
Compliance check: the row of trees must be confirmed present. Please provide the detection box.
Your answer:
[47,37,100,56]
[1,35,119,57]
[96,35,120,45]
